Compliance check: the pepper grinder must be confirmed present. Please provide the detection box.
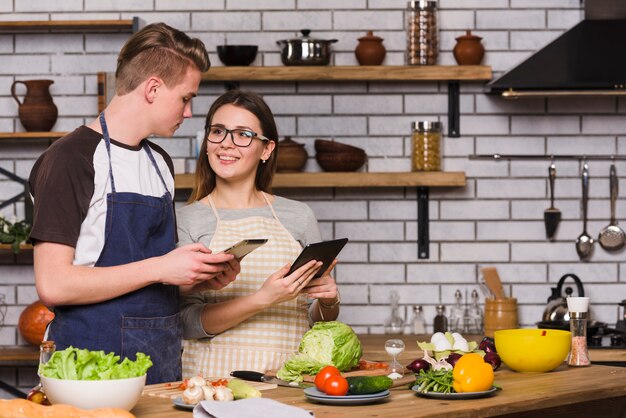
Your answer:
[567,297,591,367]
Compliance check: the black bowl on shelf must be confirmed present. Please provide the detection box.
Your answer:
[217,45,258,66]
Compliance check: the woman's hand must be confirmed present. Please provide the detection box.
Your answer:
[304,259,338,303]
[256,259,322,306]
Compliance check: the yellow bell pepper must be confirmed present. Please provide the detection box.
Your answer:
[452,353,494,393]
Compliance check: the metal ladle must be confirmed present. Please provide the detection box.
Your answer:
[576,162,594,260]
[598,164,626,251]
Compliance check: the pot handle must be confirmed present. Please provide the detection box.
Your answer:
[10,80,26,106]
[555,273,585,298]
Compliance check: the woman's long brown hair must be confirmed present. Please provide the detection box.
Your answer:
[188,89,279,202]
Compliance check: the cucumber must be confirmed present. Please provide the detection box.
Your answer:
[346,376,393,395]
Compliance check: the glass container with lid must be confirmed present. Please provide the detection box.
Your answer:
[406,0,439,65]
[411,120,442,171]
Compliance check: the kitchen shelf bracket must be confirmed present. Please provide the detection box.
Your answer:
[417,187,430,259]
[0,167,32,224]
[448,81,460,138]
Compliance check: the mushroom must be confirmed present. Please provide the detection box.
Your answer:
[201,385,216,401]
[213,385,234,402]
[182,385,204,405]
[187,375,207,388]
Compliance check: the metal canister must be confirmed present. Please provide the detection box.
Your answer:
[411,121,442,171]
[406,0,439,65]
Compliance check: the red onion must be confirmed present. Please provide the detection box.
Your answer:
[445,352,463,368]
[483,351,502,371]
[479,337,497,353]
[406,358,431,374]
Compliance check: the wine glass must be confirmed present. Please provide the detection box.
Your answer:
[384,338,405,379]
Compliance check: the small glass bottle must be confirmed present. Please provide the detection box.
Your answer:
[411,121,442,172]
[467,289,483,334]
[433,304,448,333]
[406,0,439,65]
[567,297,591,367]
[384,291,405,334]
[27,340,56,405]
[449,290,464,333]
[411,305,426,335]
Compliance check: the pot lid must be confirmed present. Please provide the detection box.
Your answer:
[278,29,338,44]
[456,30,482,41]
[358,30,383,42]
[279,136,305,147]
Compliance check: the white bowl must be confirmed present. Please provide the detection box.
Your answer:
[41,374,146,411]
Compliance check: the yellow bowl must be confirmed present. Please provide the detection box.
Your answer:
[494,328,571,373]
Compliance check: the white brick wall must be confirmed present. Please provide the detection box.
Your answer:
[0,2,624,387]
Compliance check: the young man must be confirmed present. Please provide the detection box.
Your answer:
[28,23,240,384]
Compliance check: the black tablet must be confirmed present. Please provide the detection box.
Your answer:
[286,238,349,278]
[223,238,268,259]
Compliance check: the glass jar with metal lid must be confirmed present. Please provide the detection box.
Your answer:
[406,0,439,65]
[411,120,442,171]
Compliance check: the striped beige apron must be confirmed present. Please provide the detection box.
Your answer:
[181,193,308,378]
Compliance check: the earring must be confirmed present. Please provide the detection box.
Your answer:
[261,159,267,164]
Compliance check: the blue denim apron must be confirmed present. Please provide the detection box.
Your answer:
[48,113,181,384]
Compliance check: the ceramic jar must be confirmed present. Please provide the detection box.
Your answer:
[11,80,58,132]
[276,137,308,172]
[453,30,485,65]
[355,30,386,65]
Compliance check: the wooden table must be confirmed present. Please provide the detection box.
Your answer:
[131,335,626,418]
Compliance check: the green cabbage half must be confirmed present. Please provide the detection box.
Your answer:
[277,321,362,382]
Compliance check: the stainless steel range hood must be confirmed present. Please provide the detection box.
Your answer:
[486,0,626,98]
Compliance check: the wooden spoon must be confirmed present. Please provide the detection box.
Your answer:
[480,267,505,300]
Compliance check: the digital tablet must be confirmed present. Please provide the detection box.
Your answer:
[286,238,349,278]
[223,239,268,259]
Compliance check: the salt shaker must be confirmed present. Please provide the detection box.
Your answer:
[411,305,426,334]
[567,297,591,367]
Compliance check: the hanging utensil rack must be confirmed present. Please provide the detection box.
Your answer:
[469,154,626,161]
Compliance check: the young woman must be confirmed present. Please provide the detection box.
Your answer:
[178,89,341,378]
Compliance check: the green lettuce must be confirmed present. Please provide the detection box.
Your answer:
[277,321,362,382]
[40,347,152,380]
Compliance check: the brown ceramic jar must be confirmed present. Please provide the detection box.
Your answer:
[355,30,386,65]
[453,30,485,65]
[11,80,58,132]
[276,136,308,172]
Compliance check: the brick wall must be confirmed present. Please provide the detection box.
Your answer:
[1,0,625,396]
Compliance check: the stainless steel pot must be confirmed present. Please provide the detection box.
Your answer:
[276,29,338,66]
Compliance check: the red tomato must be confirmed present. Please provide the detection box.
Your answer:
[323,375,349,396]
[314,365,341,391]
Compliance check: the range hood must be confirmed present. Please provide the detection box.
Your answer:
[486,0,626,98]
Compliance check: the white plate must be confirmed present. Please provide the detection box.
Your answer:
[304,387,390,405]
[412,386,498,400]
[172,396,196,410]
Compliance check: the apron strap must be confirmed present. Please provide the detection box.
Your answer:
[99,112,117,193]
[261,192,280,221]
[98,112,170,197]
[207,195,221,222]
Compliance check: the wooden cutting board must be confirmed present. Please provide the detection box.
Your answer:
[265,367,416,389]
[143,379,277,399]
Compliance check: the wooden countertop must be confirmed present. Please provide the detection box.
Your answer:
[131,334,626,418]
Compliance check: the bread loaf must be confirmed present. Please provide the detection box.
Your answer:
[0,399,135,418]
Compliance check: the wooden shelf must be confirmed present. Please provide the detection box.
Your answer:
[175,171,466,190]
[201,65,492,82]
[0,132,67,140]
[0,18,138,33]
[0,243,33,265]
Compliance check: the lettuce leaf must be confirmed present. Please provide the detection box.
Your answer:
[40,347,152,380]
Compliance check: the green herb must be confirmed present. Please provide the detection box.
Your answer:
[0,216,31,254]
[412,368,455,394]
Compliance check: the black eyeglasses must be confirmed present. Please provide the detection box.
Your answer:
[206,125,270,148]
